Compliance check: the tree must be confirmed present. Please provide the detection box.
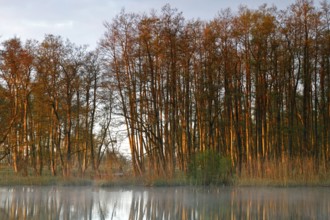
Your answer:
[0,38,34,174]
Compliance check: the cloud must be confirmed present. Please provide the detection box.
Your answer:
[0,0,298,49]
[21,20,74,29]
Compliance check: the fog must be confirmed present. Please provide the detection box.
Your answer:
[0,186,329,219]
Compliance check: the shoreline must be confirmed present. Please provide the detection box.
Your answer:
[0,175,329,188]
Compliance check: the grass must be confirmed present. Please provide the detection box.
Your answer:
[0,157,329,187]
[95,171,189,187]
[0,166,189,187]
[0,173,328,187]
[236,176,330,187]
[236,157,330,187]
[0,165,93,186]
[0,174,94,187]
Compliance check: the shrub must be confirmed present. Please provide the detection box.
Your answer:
[188,150,232,185]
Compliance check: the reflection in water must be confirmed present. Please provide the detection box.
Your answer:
[0,186,329,219]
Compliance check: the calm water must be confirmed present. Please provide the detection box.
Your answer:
[0,186,329,219]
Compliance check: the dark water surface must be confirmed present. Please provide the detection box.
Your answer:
[0,186,329,219]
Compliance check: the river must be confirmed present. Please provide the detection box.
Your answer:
[0,186,329,219]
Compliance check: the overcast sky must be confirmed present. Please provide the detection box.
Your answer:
[1,0,298,49]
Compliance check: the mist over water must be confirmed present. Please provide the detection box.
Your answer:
[0,186,329,219]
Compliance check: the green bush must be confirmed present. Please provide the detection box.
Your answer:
[188,150,232,185]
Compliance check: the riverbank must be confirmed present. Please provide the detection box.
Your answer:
[0,169,329,187]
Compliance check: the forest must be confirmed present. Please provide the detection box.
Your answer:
[0,0,329,184]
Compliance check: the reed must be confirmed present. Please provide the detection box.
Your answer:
[237,157,330,186]
[0,157,328,187]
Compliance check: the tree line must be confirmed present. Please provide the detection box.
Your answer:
[0,0,329,178]
[0,35,116,176]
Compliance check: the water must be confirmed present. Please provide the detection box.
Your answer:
[0,186,329,219]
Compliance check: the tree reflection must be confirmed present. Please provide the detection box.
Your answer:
[0,187,111,220]
[126,187,329,220]
[0,187,329,219]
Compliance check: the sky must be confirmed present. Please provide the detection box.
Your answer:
[0,0,299,50]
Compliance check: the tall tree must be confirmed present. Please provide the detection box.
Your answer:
[0,38,34,174]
